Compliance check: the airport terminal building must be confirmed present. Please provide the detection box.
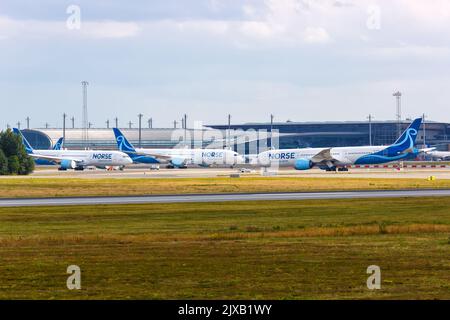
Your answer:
[210,119,450,151]
[22,119,450,152]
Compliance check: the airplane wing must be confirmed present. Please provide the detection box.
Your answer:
[142,153,173,161]
[131,151,189,166]
[310,148,335,163]
[420,147,436,153]
[29,154,84,165]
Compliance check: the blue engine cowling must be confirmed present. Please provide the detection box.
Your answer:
[60,159,76,169]
[294,158,313,170]
[171,158,186,168]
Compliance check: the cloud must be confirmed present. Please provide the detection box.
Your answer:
[174,19,229,35]
[0,15,140,40]
[0,16,31,40]
[81,21,140,38]
[368,45,450,59]
[2,0,450,129]
[303,27,331,43]
[239,21,278,38]
[396,0,450,27]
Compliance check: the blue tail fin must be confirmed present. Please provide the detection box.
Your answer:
[391,117,422,149]
[383,117,422,156]
[53,137,64,150]
[13,128,34,154]
[393,118,422,145]
[112,128,136,153]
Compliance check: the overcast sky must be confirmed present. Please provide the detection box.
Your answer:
[1,0,449,129]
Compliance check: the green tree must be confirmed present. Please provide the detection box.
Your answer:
[0,149,8,175]
[18,152,35,175]
[7,155,19,174]
[0,129,21,157]
[0,129,34,175]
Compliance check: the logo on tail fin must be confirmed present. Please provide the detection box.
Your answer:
[384,118,422,156]
[112,128,136,153]
[53,137,64,150]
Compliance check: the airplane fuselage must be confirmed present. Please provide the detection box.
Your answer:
[135,148,244,167]
[428,151,450,160]
[258,145,417,168]
[30,150,132,168]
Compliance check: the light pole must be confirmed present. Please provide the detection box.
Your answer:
[422,113,427,148]
[17,121,21,130]
[115,117,118,128]
[106,119,110,129]
[148,118,152,129]
[393,91,402,138]
[270,114,274,149]
[26,117,30,129]
[62,113,67,148]
[128,121,132,129]
[81,81,89,148]
[367,114,373,146]
[228,114,231,150]
[71,117,75,129]
[183,114,187,147]
[138,113,143,148]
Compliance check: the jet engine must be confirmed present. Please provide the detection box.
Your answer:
[171,158,187,168]
[60,159,76,170]
[294,158,313,170]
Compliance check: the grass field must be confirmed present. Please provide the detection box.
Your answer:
[1,176,450,198]
[0,197,449,299]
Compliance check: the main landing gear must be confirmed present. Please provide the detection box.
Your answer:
[325,166,349,172]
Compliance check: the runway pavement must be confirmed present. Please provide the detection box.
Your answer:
[1,189,450,207]
[6,166,449,180]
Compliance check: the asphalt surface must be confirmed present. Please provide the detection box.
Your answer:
[1,189,450,207]
[16,166,450,179]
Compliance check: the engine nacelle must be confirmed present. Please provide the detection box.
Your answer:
[60,159,76,169]
[294,158,313,170]
[171,158,186,168]
[198,162,210,168]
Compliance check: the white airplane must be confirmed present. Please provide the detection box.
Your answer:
[257,117,423,171]
[425,150,450,161]
[14,128,133,170]
[113,128,244,168]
